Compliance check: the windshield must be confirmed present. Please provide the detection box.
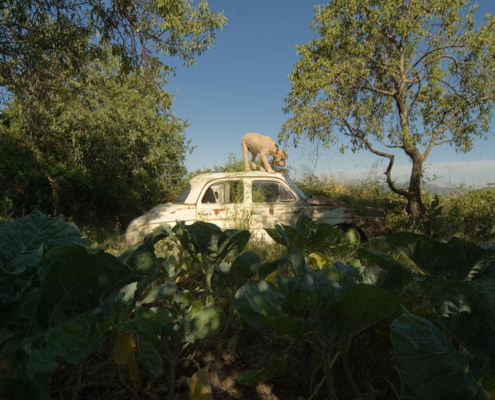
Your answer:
[285,176,308,200]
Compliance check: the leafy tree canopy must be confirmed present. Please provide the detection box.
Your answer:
[0,0,226,107]
[282,0,495,219]
[0,55,191,224]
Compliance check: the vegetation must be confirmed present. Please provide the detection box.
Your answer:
[297,174,495,246]
[282,0,495,221]
[0,0,227,111]
[0,0,226,226]
[1,0,495,398]
[1,203,495,400]
[0,55,191,225]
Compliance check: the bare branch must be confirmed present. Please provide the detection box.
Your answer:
[343,120,409,197]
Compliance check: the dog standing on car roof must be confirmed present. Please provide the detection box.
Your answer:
[241,132,288,174]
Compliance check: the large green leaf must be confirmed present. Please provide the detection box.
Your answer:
[138,339,164,380]
[125,306,174,340]
[216,229,251,261]
[422,278,495,358]
[285,248,309,277]
[358,247,413,290]
[141,281,178,305]
[234,280,288,332]
[331,285,403,337]
[391,308,486,400]
[118,224,170,276]
[9,338,55,400]
[387,232,485,279]
[9,312,105,399]
[468,250,495,281]
[185,305,223,343]
[0,245,133,357]
[175,221,223,258]
[279,224,310,249]
[471,278,495,327]
[258,258,287,280]
[0,210,81,276]
[265,216,353,253]
[276,270,341,321]
[50,312,105,365]
[229,251,260,279]
[264,224,293,248]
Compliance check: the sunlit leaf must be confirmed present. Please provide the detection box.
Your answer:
[112,331,136,366]
[189,366,212,400]
[186,305,223,343]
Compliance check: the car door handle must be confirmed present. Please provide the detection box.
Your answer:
[197,211,210,216]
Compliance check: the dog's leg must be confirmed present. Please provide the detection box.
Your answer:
[241,139,251,171]
[260,154,275,174]
[250,152,258,170]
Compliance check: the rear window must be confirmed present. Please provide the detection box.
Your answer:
[174,183,191,204]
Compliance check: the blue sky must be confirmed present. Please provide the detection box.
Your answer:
[166,0,495,187]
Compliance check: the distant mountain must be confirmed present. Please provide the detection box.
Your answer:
[421,183,471,195]
[387,182,473,195]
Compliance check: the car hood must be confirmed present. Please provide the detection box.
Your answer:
[308,194,385,215]
[307,195,347,206]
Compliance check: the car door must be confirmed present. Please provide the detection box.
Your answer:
[248,178,310,233]
[195,178,247,229]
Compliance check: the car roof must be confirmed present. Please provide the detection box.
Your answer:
[189,171,285,183]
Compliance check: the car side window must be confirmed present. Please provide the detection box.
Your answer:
[201,181,244,204]
[252,181,295,203]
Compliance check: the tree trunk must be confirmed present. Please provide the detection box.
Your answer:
[406,158,425,222]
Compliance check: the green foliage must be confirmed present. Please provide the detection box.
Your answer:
[214,153,245,173]
[0,212,253,399]
[2,211,495,399]
[237,353,290,386]
[0,0,226,227]
[0,0,227,109]
[172,220,251,304]
[0,211,134,397]
[0,191,13,220]
[441,187,495,244]
[283,0,495,220]
[384,186,495,245]
[391,308,486,400]
[266,215,361,257]
[0,55,191,225]
[235,228,495,399]
[304,176,495,246]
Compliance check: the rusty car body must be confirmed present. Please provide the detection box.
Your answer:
[125,171,387,245]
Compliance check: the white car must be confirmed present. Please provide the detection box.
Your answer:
[125,171,387,245]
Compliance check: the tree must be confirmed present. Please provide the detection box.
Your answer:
[0,56,191,224]
[0,0,226,109]
[282,0,495,220]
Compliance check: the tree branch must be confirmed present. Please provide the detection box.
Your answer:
[343,121,409,197]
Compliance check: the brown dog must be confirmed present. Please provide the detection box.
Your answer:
[241,132,288,174]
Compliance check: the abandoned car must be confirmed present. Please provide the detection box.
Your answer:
[125,171,387,245]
